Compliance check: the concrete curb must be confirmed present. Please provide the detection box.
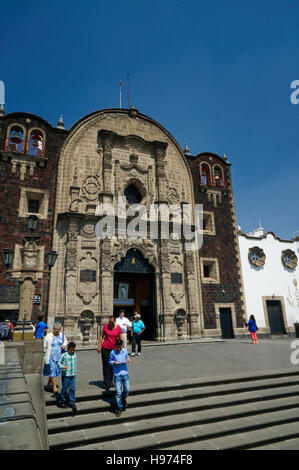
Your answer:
[75,338,226,351]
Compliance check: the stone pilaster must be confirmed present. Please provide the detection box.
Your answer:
[158,239,173,340]
[99,129,115,200]
[184,248,201,338]
[100,239,114,326]
[65,218,80,314]
[18,276,36,321]
[154,142,168,202]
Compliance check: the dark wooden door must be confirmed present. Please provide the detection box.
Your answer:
[219,308,234,339]
[266,301,286,335]
[114,273,156,340]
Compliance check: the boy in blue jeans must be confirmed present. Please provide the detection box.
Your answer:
[109,339,131,417]
[57,341,77,413]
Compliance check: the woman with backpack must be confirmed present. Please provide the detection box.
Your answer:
[0,319,13,342]
[245,315,259,344]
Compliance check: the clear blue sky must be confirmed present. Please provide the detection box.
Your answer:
[2,0,299,239]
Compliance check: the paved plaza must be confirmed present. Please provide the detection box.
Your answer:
[61,338,299,394]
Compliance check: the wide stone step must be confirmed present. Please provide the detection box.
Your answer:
[47,385,299,434]
[45,370,299,407]
[67,411,299,451]
[46,370,299,450]
[166,421,299,450]
[250,437,299,450]
[46,379,299,425]
[46,371,299,415]
[48,394,299,449]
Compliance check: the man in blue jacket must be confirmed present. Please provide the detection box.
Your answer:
[109,339,131,417]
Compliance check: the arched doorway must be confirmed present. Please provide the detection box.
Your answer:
[113,249,156,340]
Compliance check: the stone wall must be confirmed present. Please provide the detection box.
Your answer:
[188,153,246,337]
[0,113,68,322]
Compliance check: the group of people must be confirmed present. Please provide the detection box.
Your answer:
[95,310,146,417]
[0,315,50,342]
[41,310,146,417]
[3,310,258,417]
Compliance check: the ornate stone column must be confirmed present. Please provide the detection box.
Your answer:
[158,239,173,340]
[18,276,36,321]
[99,129,115,201]
[154,142,168,203]
[18,236,40,321]
[100,239,114,328]
[65,218,80,315]
[184,248,201,338]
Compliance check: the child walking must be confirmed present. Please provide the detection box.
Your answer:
[109,339,131,417]
[57,341,77,412]
[245,315,259,344]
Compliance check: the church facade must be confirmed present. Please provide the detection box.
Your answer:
[0,107,246,343]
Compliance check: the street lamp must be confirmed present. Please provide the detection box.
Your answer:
[28,214,38,233]
[1,248,13,269]
[47,250,58,269]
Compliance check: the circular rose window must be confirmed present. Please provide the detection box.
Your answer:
[124,184,142,205]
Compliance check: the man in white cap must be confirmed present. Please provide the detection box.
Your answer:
[115,310,132,349]
[131,312,145,357]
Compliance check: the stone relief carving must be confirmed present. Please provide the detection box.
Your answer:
[81,220,96,239]
[78,310,95,344]
[184,250,196,275]
[174,309,187,339]
[82,175,101,202]
[77,252,98,304]
[66,220,80,271]
[21,239,40,268]
[160,240,170,273]
[167,187,180,205]
[170,256,185,304]
[108,238,157,271]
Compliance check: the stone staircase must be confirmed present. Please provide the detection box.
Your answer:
[46,369,299,450]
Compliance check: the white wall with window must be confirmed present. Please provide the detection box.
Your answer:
[238,228,299,336]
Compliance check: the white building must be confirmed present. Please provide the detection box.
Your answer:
[238,227,299,337]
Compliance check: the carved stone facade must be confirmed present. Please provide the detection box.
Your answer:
[48,109,202,342]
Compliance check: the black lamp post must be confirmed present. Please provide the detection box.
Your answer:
[27,214,38,233]
[1,248,14,269]
[47,250,58,269]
